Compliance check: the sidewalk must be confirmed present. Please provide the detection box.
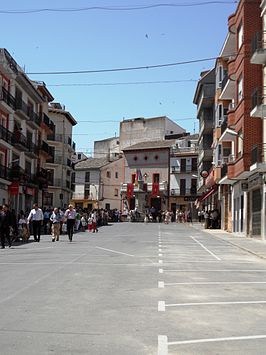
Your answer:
[192,222,266,260]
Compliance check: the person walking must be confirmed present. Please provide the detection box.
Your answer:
[91,210,98,233]
[27,203,44,242]
[64,204,77,242]
[1,205,13,249]
[50,207,62,242]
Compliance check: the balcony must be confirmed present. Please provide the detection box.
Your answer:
[15,100,41,127]
[120,181,168,193]
[220,73,235,100]
[42,113,55,134]
[250,145,266,173]
[250,88,266,118]
[199,118,213,138]
[250,31,266,65]
[9,164,36,185]
[0,164,11,181]
[0,87,16,112]
[47,134,69,144]
[25,139,39,157]
[40,141,54,157]
[11,130,28,151]
[171,165,197,174]
[49,178,72,189]
[0,125,13,146]
[170,187,197,196]
[197,84,215,115]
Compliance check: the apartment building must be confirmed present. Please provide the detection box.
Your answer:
[193,69,215,198]
[45,103,77,209]
[169,135,199,219]
[121,140,173,214]
[0,49,57,212]
[249,0,266,239]
[99,157,124,210]
[71,157,109,210]
[119,116,186,151]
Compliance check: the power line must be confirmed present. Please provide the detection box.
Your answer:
[0,2,238,14]
[47,79,198,87]
[26,56,220,75]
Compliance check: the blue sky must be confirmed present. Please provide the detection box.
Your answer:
[0,1,237,155]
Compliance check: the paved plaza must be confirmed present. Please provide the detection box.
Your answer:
[1,223,266,354]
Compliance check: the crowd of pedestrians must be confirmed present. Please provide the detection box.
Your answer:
[0,204,123,248]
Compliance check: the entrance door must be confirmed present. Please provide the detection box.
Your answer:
[150,197,161,212]
[252,189,261,236]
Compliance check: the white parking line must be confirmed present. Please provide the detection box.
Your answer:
[158,301,166,311]
[159,268,163,273]
[190,236,221,260]
[162,269,266,273]
[159,260,163,264]
[163,300,266,309]
[164,281,266,286]
[158,335,168,355]
[159,249,162,252]
[159,253,162,257]
[158,281,165,288]
[95,247,134,257]
[168,334,266,346]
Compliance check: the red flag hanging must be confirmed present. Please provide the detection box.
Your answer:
[152,182,159,196]
[127,183,134,199]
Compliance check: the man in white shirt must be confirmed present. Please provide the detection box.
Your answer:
[27,203,44,242]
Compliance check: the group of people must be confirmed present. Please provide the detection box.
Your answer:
[0,203,109,249]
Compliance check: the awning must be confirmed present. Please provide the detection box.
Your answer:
[200,185,218,202]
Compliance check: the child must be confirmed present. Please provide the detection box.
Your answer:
[18,216,29,242]
[87,215,93,232]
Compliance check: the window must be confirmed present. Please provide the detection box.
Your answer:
[106,171,111,178]
[180,179,186,195]
[180,159,186,172]
[191,179,197,194]
[114,188,118,196]
[218,65,223,87]
[43,192,53,206]
[238,129,243,157]
[237,76,243,102]
[85,172,90,182]
[237,22,243,49]
[153,173,160,183]
[25,161,31,175]
[78,153,81,160]
[192,158,197,171]
[115,172,118,179]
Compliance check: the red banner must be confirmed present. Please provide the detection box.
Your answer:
[152,182,159,196]
[9,182,19,196]
[127,183,134,199]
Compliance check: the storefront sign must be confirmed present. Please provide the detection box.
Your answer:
[152,183,159,196]
[127,183,134,199]
[8,182,19,195]
[184,196,197,202]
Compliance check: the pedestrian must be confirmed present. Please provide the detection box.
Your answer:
[75,210,81,231]
[91,210,98,233]
[87,214,93,232]
[27,203,44,242]
[50,207,62,242]
[43,208,51,234]
[0,205,13,249]
[80,215,87,232]
[64,204,76,242]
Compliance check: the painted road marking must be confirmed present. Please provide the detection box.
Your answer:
[159,268,163,273]
[158,335,168,355]
[158,281,165,288]
[161,300,266,310]
[190,236,221,260]
[95,247,134,257]
[159,260,163,264]
[162,269,266,273]
[159,249,162,252]
[168,334,266,346]
[164,281,266,286]
[158,301,166,311]
[159,253,163,257]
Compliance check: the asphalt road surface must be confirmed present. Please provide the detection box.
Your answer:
[1,222,266,355]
